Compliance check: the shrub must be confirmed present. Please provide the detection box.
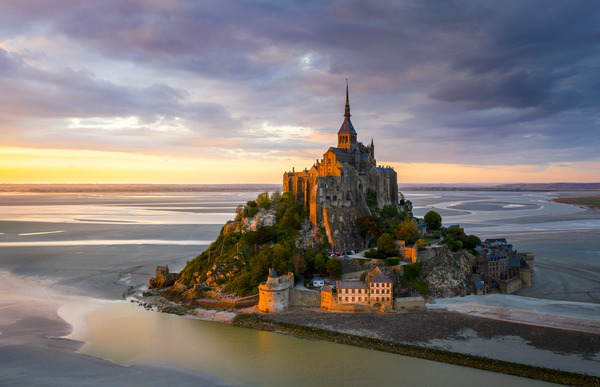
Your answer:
[402,263,423,282]
[386,257,400,266]
[424,211,442,231]
[377,233,397,256]
[326,259,342,278]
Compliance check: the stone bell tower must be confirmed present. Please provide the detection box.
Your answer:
[337,79,357,151]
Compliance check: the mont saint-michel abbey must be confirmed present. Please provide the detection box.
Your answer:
[284,83,398,250]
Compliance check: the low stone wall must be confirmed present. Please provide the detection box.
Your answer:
[196,294,259,309]
[326,302,379,313]
[500,277,522,294]
[394,296,425,310]
[290,289,320,308]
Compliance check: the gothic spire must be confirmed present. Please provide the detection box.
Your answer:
[344,78,351,118]
[338,78,356,135]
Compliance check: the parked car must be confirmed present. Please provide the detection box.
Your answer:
[312,278,325,287]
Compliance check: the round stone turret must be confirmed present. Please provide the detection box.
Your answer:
[258,269,294,313]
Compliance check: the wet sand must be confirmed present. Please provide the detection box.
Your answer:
[0,272,227,386]
[263,307,600,378]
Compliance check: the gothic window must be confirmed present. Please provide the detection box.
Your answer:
[333,195,337,201]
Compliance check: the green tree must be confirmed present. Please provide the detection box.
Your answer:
[326,258,342,278]
[380,205,399,218]
[394,219,420,245]
[256,191,272,208]
[313,253,326,273]
[463,234,482,249]
[358,215,382,246]
[292,253,306,275]
[377,233,397,256]
[270,190,282,203]
[424,211,442,231]
[366,188,377,208]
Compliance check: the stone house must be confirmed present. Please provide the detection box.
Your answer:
[324,267,394,311]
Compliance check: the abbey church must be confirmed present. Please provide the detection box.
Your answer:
[284,83,399,251]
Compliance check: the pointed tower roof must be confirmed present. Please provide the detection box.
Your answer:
[268,267,278,278]
[338,78,357,135]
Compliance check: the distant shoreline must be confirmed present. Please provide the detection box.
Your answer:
[2,182,599,193]
[552,196,600,210]
[0,183,282,193]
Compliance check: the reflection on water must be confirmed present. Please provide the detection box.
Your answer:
[70,302,551,387]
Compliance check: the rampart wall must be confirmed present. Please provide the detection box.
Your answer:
[290,289,320,308]
[394,297,425,310]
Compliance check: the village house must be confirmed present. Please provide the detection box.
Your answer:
[473,238,534,295]
[325,267,394,310]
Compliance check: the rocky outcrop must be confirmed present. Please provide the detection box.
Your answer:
[295,219,322,250]
[322,205,370,252]
[421,247,475,299]
[242,207,277,232]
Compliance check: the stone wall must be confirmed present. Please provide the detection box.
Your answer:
[499,276,522,294]
[322,298,380,312]
[520,268,531,286]
[394,296,425,310]
[196,295,259,309]
[289,289,320,308]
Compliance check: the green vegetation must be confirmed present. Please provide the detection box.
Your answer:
[377,233,397,256]
[394,218,420,245]
[553,196,600,209]
[364,248,387,259]
[442,227,481,252]
[358,203,408,248]
[423,210,442,231]
[178,191,331,297]
[401,263,429,295]
[326,258,342,278]
[366,188,377,209]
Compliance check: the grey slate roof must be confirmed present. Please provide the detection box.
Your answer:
[268,268,278,278]
[337,281,367,289]
[338,117,357,134]
[369,271,392,283]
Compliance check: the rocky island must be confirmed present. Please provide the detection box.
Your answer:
[143,84,599,386]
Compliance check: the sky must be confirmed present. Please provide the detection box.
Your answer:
[1,0,599,185]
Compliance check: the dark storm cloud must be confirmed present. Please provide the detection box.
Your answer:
[0,0,599,166]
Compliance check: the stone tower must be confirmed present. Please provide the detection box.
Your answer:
[283,80,399,251]
[258,268,294,313]
[337,79,357,151]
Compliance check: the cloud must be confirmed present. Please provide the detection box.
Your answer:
[0,0,599,175]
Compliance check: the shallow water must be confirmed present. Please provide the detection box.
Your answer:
[1,190,598,385]
[67,301,556,387]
